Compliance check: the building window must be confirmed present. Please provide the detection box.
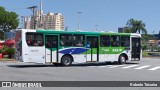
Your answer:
[26,33,44,46]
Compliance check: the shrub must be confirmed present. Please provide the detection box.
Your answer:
[0,49,3,53]
[142,45,147,51]
[5,48,15,58]
[2,46,8,54]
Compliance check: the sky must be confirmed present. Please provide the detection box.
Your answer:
[0,0,160,34]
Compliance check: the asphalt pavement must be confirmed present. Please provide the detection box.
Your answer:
[0,57,160,90]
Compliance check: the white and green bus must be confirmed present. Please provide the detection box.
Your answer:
[15,29,142,66]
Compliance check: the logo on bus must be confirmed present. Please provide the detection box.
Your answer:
[30,49,39,52]
[112,49,122,52]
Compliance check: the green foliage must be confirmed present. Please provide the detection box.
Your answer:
[0,49,3,53]
[5,48,15,55]
[0,6,19,32]
[124,18,147,34]
[0,31,5,40]
[142,45,147,51]
[4,48,15,58]
[2,45,8,53]
[124,28,132,33]
[158,46,160,51]
[142,51,149,57]
[141,34,153,46]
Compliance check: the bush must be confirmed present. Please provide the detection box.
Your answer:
[4,48,15,58]
[2,46,8,55]
[0,49,3,53]
[142,45,147,51]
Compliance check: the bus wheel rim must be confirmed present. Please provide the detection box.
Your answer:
[121,56,125,62]
[63,57,70,65]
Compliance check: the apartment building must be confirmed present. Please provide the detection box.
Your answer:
[43,12,64,30]
[24,0,64,30]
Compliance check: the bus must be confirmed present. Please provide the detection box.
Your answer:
[14,29,142,66]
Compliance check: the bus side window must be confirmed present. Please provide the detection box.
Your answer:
[100,35,110,47]
[26,33,44,47]
[60,34,72,46]
[46,41,51,48]
[60,41,65,46]
[121,36,130,47]
[37,41,43,46]
[111,35,120,47]
[27,40,31,45]
[73,35,84,47]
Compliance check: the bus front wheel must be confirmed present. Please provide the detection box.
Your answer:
[118,55,126,64]
[61,55,72,66]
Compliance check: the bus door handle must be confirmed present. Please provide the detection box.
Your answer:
[47,54,50,55]
[25,54,28,55]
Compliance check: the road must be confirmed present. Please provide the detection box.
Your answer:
[0,57,160,90]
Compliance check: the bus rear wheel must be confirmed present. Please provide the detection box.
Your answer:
[118,55,126,64]
[61,55,72,66]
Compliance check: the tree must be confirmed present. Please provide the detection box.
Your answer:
[124,18,147,34]
[0,6,19,32]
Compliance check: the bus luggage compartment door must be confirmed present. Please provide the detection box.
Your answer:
[131,37,141,61]
[45,35,58,63]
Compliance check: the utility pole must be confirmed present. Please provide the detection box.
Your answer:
[40,0,43,28]
[21,16,24,29]
[27,6,37,29]
[77,11,82,30]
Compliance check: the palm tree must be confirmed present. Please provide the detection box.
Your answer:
[125,18,147,34]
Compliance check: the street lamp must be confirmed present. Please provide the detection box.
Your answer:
[77,11,82,31]
[27,6,37,29]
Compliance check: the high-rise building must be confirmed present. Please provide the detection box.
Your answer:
[24,16,31,29]
[43,12,64,30]
[24,0,64,30]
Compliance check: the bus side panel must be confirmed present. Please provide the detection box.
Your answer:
[99,47,108,62]
[22,30,45,64]
[24,47,45,63]
[107,54,116,62]
[72,55,86,63]
[45,48,51,63]
[58,47,88,63]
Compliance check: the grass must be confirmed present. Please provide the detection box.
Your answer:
[142,51,160,57]
[142,51,149,57]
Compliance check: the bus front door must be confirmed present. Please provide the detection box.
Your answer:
[131,37,141,60]
[45,35,58,64]
[86,36,99,62]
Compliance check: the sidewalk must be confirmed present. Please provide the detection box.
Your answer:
[0,58,18,63]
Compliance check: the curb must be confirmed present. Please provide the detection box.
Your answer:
[0,59,17,62]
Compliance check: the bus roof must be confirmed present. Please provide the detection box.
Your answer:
[36,29,132,36]
[15,29,141,36]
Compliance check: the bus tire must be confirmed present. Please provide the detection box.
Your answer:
[118,55,126,64]
[61,55,72,66]
[54,63,60,66]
